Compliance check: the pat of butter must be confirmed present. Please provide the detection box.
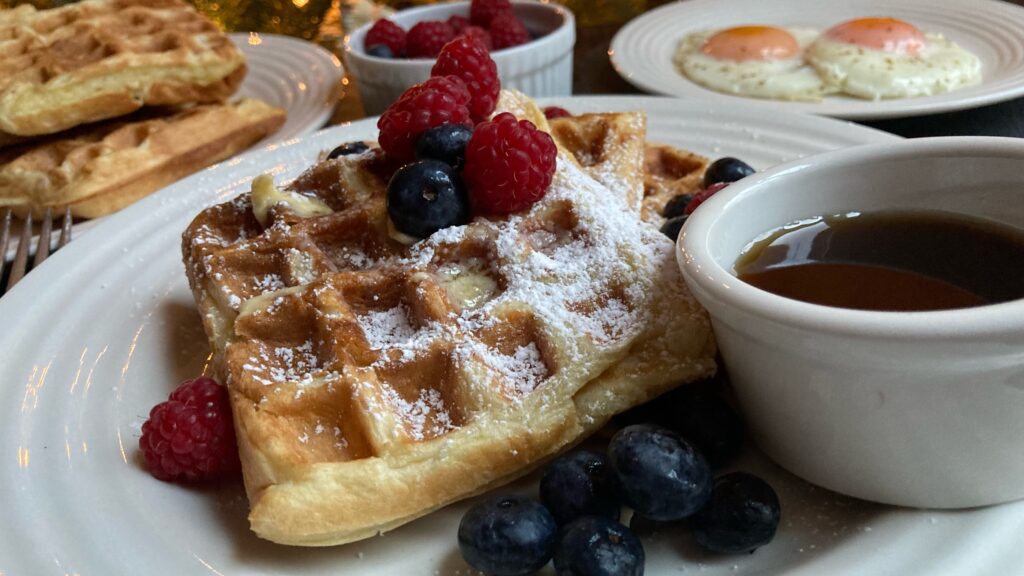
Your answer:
[442,270,497,309]
[238,285,304,318]
[251,174,333,226]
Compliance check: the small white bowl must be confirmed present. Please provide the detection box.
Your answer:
[678,137,1024,509]
[345,1,575,115]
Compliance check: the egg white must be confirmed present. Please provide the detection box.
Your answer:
[674,28,837,102]
[806,33,982,100]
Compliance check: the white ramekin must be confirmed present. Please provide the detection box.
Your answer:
[678,137,1024,509]
[345,1,575,116]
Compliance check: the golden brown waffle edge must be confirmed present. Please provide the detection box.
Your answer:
[0,98,286,218]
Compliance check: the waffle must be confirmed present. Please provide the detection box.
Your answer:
[0,98,286,219]
[550,115,709,226]
[640,144,709,225]
[547,112,647,212]
[181,91,715,546]
[0,0,246,139]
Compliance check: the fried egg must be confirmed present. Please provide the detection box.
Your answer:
[674,26,836,102]
[806,17,982,100]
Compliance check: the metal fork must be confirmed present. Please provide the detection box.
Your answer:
[1,207,73,297]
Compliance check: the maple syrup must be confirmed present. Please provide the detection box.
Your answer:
[735,211,1024,311]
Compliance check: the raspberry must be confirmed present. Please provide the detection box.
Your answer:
[463,112,557,215]
[448,14,472,33]
[458,25,494,51]
[489,12,530,49]
[543,106,572,119]
[139,376,240,482]
[432,36,500,122]
[685,182,730,215]
[365,18,406,57]
[470,0,512,27]
[406,20,456,58]
[378,75,472,162]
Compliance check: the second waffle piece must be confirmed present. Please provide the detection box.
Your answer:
[0,98,286,218]
[0,0,247,139]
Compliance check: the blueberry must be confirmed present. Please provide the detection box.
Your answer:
[702,157,755,187]
[690,472,781,554]
[415,124,473,169]
[458,495,558,576]
[662,193,692,219]
[608,424,712,521]
[554,516,644,576]
[387,160,470,239]
[365,43,394,58]
[657,384,745,469]
[540,451,620,525]
[659,215,687,242]
[326,141,369,159]
[618,380,745,469]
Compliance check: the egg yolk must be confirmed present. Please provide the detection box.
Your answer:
[701,26,800,62]
[824,17,926,56]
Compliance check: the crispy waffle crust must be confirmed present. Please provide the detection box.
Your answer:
[0,0,246,138]
[0,98,286,218]
[182,91,715,546]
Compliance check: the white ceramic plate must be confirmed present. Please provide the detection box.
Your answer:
[7,33,344,257]
[3,97,1017,575]
[231,32,344,143]
[610,0,1024,120]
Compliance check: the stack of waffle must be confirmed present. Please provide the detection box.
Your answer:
[182,90,716,546]
[0,0,287,219]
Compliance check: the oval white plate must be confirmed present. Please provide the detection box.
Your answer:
[2,97,1018,575]
[231,32,344,143]
[610,0,1024,120]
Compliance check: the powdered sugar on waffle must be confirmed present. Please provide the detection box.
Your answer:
[338,150,674,404]
[268,340,320,385]
[235,149,675,404]
[413,151,665,350]
[357,306,417,351]
[354,305,455,366]
[253,273,285,294]
[488,341,547,396]
[575,113,646,202]
[380,386,455,441]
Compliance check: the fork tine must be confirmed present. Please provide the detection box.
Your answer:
[58,206,72,248]
[0,208,10,266]
[7,210,32,289]
[32,207,53,268]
